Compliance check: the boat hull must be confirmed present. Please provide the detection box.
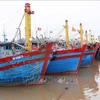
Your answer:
[81,44,98,67]
[46,56,80,73]
[80,50,94,67]
[0,42,53,86]
[95,43,100,60]
[46,45,86,74]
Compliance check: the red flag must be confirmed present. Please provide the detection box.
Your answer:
[72,27,76,32]
[50,31,53,33]
[37,27,41,31]
[75,38,78,40]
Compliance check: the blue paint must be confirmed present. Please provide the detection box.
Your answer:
[85,49,94,53]
[0,54,46,86]
[46,52,81,73]
[56,52,81,57]
[80,50,94,67]
[0,54,45,67]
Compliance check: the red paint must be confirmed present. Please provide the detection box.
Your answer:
[80,23,82,26]
[47,44,86,74]
[55,54,82,60]
[82,43,99,66]
[0,50,46,63]
[0,57,45,71]
[0,42,54,86]
[91,43,99,64]
[65,20,68,22]
[76,44,86,72]
[41,42,53,80]
[56,47,84,54]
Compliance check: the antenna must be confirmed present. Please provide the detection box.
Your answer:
[2,25,7,42]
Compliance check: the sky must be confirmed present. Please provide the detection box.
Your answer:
[0,0,100,41]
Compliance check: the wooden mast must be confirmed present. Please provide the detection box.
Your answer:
[98,36,100,43]
[92,35,95,43]
[89,30,91,43]
[85,30,88,44]
[91,35,93,43]
[65,20,70,49]
[78,23,83,46]
[24,3,34,51]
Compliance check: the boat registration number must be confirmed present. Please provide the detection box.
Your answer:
[13,55,24,60]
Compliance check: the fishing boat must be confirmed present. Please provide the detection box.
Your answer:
[46,20,86,74]
[78,25,98,67]
[81,45,98,67]
[0,3,53,86]
[95,37,100,60]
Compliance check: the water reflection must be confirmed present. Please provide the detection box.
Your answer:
[78,66,99,100]
[0,60,100,100]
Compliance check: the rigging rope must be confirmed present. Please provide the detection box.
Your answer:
[54,27,65,38]
[12,13,24,42]
[0,6,24,23]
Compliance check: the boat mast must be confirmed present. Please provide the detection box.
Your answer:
[65,20,70,49]
[2,25,7,42]
[85,30,88,44]
[3,31,6,42]
[78,23,83,46]
[89,30,91,43]
[24,3,34,51]
[98,36,100,43]
[92,35,95,43]
[91,35,93,43]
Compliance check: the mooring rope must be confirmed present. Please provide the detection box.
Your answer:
[56,87,68,100]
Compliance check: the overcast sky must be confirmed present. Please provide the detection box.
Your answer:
[0,0,100,41]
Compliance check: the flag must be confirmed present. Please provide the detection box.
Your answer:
[75,38,78,40]
[37,27,41,31]
[72,27,76,32]
[50,31,53,33]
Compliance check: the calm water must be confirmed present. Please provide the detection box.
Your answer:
[0,60,100,100]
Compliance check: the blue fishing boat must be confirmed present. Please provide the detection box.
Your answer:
[0,3,53,86]
[0,42,53,86]
[75,24,98,68]
[46,45,86,74]
[80,48,98,67]
[46,20,86,74]
[80,34,98,67]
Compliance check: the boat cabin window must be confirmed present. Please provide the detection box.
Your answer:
[3,44,21,50]
[14,45,21,49]
[4,45,11,50]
